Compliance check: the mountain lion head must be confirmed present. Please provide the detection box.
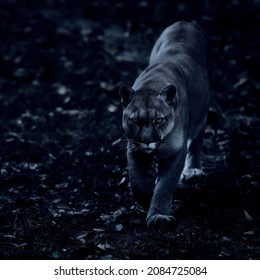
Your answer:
[119,84,177,155]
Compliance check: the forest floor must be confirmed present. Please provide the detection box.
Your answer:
[0,0,259,259]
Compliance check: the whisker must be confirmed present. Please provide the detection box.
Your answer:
[157,140,174,156]
[113,138,132,152]
[117,139,137,153]
[128,142,137,152]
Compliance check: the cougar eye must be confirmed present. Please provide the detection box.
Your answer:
[154,117,165,124]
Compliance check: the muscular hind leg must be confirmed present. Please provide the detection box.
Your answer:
[181,123,206,182]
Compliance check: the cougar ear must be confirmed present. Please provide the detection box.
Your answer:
[119,84,135,107]
[160,84,177,107]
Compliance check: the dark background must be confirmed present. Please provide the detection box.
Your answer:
[0,0,259,259]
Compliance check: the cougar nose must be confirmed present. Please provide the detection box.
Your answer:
[147,143,157,149]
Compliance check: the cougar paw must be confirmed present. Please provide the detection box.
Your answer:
[146,214,176,229]
[181,168,205,182]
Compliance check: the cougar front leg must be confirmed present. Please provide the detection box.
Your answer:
[127,150,153,209]
[147,151,186,228]
[181,121,206,181]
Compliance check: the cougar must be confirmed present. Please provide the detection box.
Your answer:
[119,21,210,228]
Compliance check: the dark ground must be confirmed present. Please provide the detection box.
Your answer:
[0,0,259,260]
